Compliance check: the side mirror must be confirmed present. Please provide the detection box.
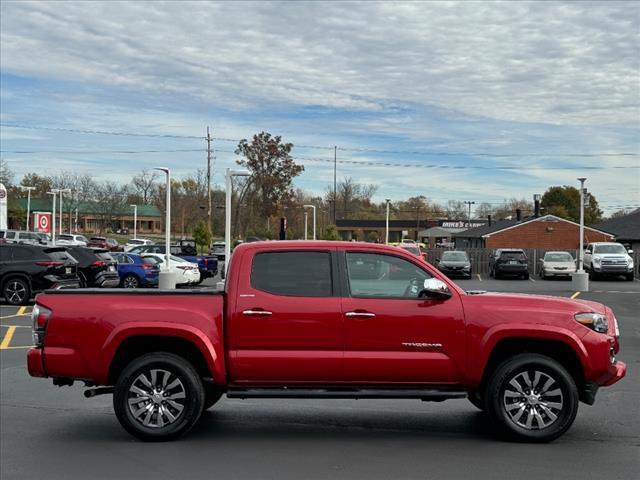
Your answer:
[419,278,452,300]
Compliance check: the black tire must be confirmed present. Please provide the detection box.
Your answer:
[204,384,224,410]
[468,390,485,411]
[523,272,530,280]
[485,354,578,443]
[78,272,88,288]
[122,274,140,289]
[113,352,205,441]
[2,277,31,305]
[625,273,634,282]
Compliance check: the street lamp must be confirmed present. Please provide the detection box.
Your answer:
[573,177,589,292]
[225,168,251,277]
[20,186,35,231]
[47,190,60,245]
[464,201,475,228]
[385,199,391,245]
[154,167,175,289]
[58,189,71,235]
[130,204,138,239]
[303,204,316,240]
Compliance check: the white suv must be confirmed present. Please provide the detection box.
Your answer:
[584,242,634,281]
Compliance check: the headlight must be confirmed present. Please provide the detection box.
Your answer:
[628,259,634,268]
[593,257,601,264]
[575,312,608,333]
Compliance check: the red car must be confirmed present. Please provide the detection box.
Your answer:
[28,241,625,442]
[86,236,123,252]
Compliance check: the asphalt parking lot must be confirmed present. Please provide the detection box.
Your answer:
[1,277,638,480]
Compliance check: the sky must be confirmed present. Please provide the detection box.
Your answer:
[1,0,639,215]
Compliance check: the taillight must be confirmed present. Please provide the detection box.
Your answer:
[92,260,104,266]
[35,261,64,267]
[31,304,52,347]
[203,258,208,266]
[142,263,154,270]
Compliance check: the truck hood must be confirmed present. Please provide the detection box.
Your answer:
[463,291,606,321]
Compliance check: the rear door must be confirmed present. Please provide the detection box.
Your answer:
[227,248,344,383]
[340,251,466,384]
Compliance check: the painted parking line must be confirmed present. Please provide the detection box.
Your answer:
[476,274,482,281]
[529,277,536,282]
[0,306,31,320]
[571,291,581,299]
[0,326,17,349]
[17,306,27,316]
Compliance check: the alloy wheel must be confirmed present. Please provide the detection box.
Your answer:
[123,276,139,288]
[127,369,187,428]
[6,281,27,304]
[502,370,564,430]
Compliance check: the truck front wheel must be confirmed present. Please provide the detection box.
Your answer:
[485,354,578,442]
[113,352,205,441]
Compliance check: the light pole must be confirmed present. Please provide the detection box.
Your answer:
[304,211,308,240]
[464,200,475,228]
[303,204,316,240]
[47,190,59,245]
[130,204,138,239]
[58,189,71,235]
[155,167,175,289]
[572,177,589,292]
[385,199,391,245]
[20,186,35,230]
[225,168,251,277]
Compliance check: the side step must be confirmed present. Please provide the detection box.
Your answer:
[226,387,467,401]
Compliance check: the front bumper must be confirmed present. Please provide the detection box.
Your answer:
[601,361,626,387]
[439,267,471,277]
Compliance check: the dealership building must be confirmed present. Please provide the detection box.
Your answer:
[16,198,162,234]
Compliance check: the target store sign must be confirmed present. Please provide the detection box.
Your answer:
[36,213,52,233]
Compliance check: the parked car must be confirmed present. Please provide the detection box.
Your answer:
[539,251,576,279]
[0,230,49,246]
[87,236,123,252]
[56,233,88,247]
[124,238,153,252]
[398,244,422,257]
[28,241,625,442]
[63,247,120,288]
[129,244,218,282]
[0,244,80,305]
[437,250,472,278]
[489,249,529,279]
[584,242,634,281]
[140,253,200,285]
[111,252,160,288]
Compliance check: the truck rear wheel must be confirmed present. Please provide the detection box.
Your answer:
[113,352,205,441]
[485,354,578,443]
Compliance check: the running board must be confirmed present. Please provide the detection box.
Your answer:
[226,387,467,401]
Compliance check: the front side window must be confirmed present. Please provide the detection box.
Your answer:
[544,252,573,262]
[251,251,332,297]
[346,252,432,299]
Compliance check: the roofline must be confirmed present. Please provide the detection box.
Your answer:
[480,215,615,239]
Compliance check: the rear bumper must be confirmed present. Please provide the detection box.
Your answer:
[27,348,46,377]
[95,273,121,288]
[48,279,81,290]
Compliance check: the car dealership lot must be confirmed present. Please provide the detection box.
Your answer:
[1,279,638,480]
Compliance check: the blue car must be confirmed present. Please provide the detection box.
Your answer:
[111,253,160,288]
[128,244,218,283]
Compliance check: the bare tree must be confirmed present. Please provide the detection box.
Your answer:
[131,169,159,204]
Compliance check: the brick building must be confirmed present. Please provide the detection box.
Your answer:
[453,215,614,249]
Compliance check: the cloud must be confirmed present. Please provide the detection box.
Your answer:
[1,1,638,126]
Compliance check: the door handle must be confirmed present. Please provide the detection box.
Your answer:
[242,310,273,316]
[345,311,376,318]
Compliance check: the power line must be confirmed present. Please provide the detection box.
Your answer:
[0,123,203,139]
[1,149,205,154]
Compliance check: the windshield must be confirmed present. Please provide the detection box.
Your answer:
[128,239,144,245]
[441,252,468,262]
[593,244,626,254]
[545,252,573,262]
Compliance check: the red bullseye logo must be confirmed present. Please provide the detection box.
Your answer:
[39,214,50,232]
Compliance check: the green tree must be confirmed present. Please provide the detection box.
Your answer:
[193,220,213,254]
[541,186,602,224]
[20,172,52,197]
[367,231,380,243]
[235,132,304,222]
[322,224,341,240]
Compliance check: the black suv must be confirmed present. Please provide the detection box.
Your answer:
[0,245,80,305]
[64,247,120,288]
[489,249,529,279]
[437,250,472,279]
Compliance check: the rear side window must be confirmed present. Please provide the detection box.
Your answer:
[500,251,526,260]
[251,251,332,297]
[46,250,77,263]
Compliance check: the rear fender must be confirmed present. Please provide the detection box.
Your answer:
[99,323,225,386]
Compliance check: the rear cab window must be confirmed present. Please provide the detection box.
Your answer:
[251,251,333,297]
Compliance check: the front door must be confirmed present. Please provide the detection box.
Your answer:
[341,251,466,384]
[227,249,344,384]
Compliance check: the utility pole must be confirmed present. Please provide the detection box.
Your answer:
[464,201,475,227]
[206,126,213,233]
[333,145,337,224]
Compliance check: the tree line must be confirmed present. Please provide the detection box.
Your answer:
[0,133,609,241]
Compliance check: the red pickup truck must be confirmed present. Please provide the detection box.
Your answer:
[28,241,625,442]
